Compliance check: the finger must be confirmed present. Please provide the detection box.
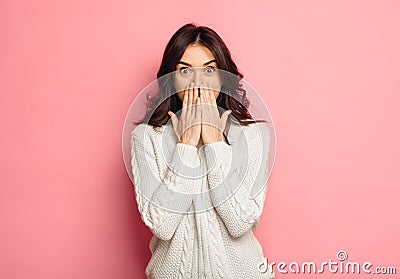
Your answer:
[190,82,198,120]
[168,111,180,138]
[193,82,198,114]
[198,83,204,100]
[199,84,206,124]
[168,111,178,126]
[194,81,199,104]
[195,96,201,123]
[195,81,201,104]
[199,82,205,106]
[203,89,214,127]
[208,83,218,106]
[205,83,215,105]
[202,86,209,110]
[180,86,189,123]
[207,84,220,121]
[200,82,207,106]
[198,83,206,121]
[220,109,232,131]
[205,85,221,129]
[200,82,206,101]
[204,86,216,118]
[188,82,193,107]
[203,84,209,102]
[182,85,189,109]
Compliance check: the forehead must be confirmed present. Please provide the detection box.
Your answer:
[179,44,216,66]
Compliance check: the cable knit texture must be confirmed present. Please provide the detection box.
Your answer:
[130,120,275,279]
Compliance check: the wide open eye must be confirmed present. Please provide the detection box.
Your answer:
[179,67,192,75]
[204,66,216,74]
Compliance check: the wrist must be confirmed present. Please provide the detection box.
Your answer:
[179,140,198,147]
[202,135,224,145]
[203,139,223,145]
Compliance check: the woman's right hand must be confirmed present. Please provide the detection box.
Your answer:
[168,82,201,147]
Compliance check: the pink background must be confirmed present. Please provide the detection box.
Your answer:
[1,0,399,278]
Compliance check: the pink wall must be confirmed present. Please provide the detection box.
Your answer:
[1,0,399,278]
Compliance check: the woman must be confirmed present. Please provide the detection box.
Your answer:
[130,23,275,279]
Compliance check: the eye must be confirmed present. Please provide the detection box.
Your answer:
[204,66,216,73]
[179,67,192,75]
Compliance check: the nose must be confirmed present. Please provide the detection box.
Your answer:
[193,68,202,84]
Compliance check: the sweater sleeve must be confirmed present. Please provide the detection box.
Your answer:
[130,125,201,241]
[203,122,271,238]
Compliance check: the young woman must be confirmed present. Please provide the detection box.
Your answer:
[130,23,275,279]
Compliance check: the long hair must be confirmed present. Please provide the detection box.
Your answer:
[136,23,267,143]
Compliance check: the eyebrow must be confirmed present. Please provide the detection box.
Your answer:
[177,59,217,67]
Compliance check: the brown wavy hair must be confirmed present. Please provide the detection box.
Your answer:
[136,23,267,143]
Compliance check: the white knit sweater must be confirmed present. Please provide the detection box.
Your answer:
[130,119,275,279]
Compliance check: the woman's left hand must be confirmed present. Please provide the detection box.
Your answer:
[199,83,231,145]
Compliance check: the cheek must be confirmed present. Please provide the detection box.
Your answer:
[174,75,189,93]
[205,75,222,92]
